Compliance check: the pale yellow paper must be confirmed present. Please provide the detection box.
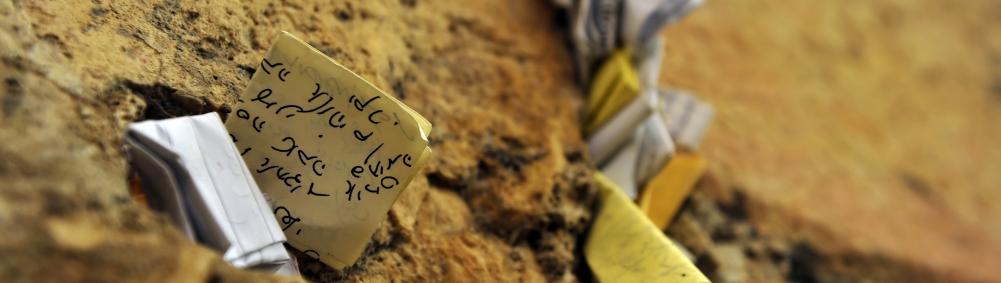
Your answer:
[225,32,432,268]
[586,173,708,283]
[584,49,640,136]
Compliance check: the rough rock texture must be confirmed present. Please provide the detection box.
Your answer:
[0,2,300,282]
[0,0,594,282]
[662,0,1001,282]
[6,0,1001,282]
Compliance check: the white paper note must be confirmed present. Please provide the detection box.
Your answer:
[601,133,641,199]
[657,89,714,150]
[126,113,295,271]
[633,115,675,185]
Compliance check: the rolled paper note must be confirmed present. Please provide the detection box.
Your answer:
[587,88,657,166]
[600,132,642,199]
[586,173,710,283]
[637,151,708,230]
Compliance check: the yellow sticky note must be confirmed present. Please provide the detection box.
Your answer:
[225,32,432,269]
[586,173,708,283]
[584,50,641,135]
[638,151,707,230]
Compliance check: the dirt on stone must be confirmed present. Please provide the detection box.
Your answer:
[1,0,593,282]
[4,0,1001,282]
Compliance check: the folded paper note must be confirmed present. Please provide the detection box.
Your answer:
[587,88,657,165]
[125,113,296,274]
[600,115,675,199]
[585,49,641,135]
[586,173,709,283]
[638,151,708,230]
[225,32,432,269]
[657,89,714,150]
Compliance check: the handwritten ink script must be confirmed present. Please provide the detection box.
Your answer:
[225,32,432,269]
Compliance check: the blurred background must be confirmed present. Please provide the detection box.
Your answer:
[659,0,1001,281]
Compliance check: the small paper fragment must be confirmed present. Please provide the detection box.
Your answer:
[633,114,675,185]
[225,32,432,269]
[585,50,641,135]
[638,151,708,230]
[601,133,641,199]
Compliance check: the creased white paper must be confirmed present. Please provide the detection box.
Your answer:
[126,112,296,273]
